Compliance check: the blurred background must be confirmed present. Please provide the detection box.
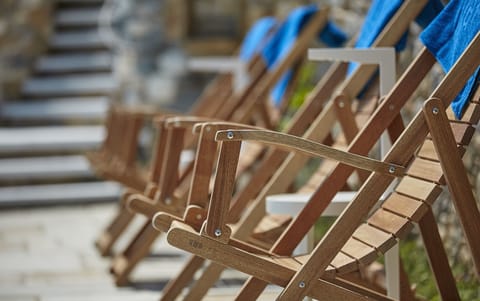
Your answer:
[0,0,478,300]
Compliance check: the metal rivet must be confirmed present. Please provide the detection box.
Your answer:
[298,281,306,288]
[388,166,396,174]
[227,131,234,139]
[206,126,211,132]
[432,107,439,115]
[164,198,172,205]
[196,214,203,220]
[214,229,222,237]
[338,101,345,108]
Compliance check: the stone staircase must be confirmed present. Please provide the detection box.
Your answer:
[0,0,122,207]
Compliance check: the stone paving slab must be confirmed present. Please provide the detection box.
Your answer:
[0,204,281,300]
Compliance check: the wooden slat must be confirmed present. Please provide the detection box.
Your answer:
[417,139,465,161]
[427,122,475,145]
[295,255,337,278]
[417,140,438,161]
[270,255,302,270]
[330,252,358,274]
[368,209,413,239]
[395,176,442,204]
[450,122,476,145]
[407,158,445,184]
[446,102,480,123]
[252,214,291,236]
[352,223,396,254]
[382,192,428,222]
[340,238,378,266]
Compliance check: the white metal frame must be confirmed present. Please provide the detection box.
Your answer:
[267,47,399,299]
[187,56,249,93]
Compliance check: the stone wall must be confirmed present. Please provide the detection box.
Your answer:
[0,0,52,99]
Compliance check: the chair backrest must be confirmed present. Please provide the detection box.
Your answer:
[189,16,279,118]
[225,5,336,125]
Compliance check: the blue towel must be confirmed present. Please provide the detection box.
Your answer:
[261,4,348,106]
[348,0,444,75]
[420,0,480,119]
[239,17,277,62]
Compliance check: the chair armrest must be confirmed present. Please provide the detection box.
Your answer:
[192,121,265,134]
[215,129,405,176]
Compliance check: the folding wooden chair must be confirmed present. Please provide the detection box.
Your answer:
[166,1,480,299]
[97,5,343,285]
[92,15,285,255]
[86,16,279,194]
[144,1,444,299]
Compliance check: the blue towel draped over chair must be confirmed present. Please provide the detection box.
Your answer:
[348,0,444,75]
[239,17,277,62]
[261,4,348,106]
[420,0,480,119]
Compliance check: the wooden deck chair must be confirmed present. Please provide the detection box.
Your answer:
[165,2,480,300]
[97,5,341,284]
[86,16,279,193]
[92,16,285,255]
[86,105,157,191]
[147,1,443,299]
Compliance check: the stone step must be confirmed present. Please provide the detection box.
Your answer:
[0,125,104,155]
[0,181,122,207]
[49,31,107,51]
[56,0,105,7]
[0,155,94,183]
[1,97,109,123]
[22,73,118,97]
[55,8,101,28]
[35,52,112,74]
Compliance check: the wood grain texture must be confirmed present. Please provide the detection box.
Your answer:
[216,129,405,176]
[419,209,461,300]
[424,98,480,277]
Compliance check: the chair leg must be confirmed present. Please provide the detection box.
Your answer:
[183,262,225,301]
[424,98,480,277]
[234,277,268,300]
[95,208,134,256]
[110,222,161,286]
[160,256,205,301]
[418,209,460,301]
